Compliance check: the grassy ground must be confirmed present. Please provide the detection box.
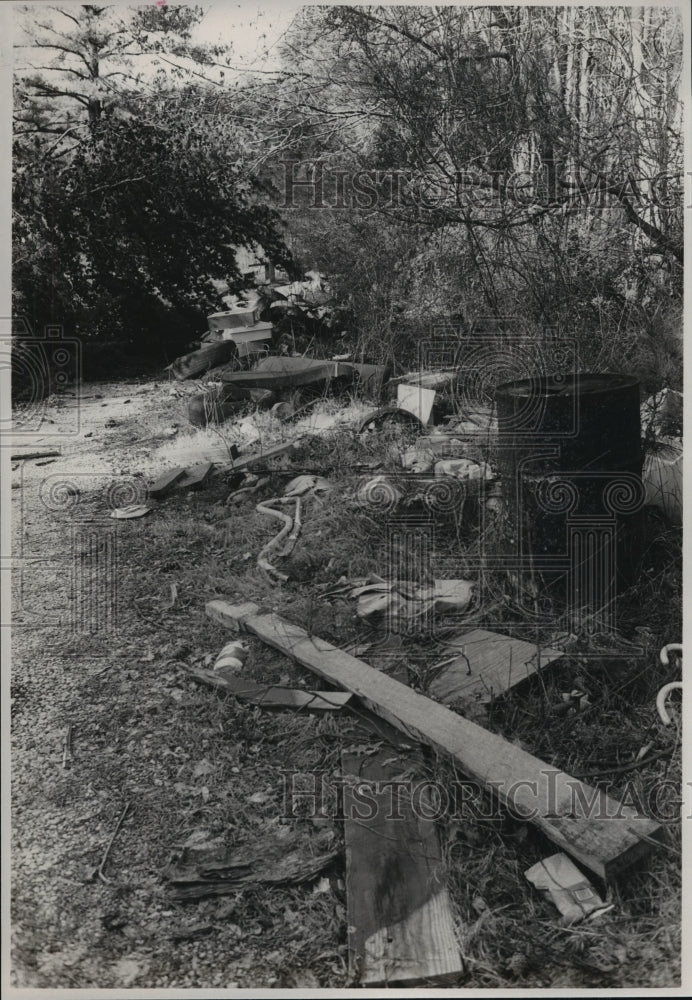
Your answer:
[10,378,682,989]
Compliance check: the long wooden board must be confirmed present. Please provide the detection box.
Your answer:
[343,748,463,986]
[206,600,662,880]
[429,629,564,710]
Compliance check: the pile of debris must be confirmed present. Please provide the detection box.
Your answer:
[140,367,681,986]
[164,598,661,986]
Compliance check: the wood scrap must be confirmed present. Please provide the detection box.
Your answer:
[176,462,215,490]
[343,747,463,986]
[219,438,302,475]
[181,663,353,712]
[166,827,339,900]
[206,600,662,880]
[149,467,186,499]
[429,629,564,713]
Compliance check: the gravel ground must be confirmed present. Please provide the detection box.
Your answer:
[10,380,335,990]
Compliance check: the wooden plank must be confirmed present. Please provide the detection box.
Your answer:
[177,462,215,491]
[181,664,353,712]
[149,467,186,499]
[429,629,564,710]
[218,439,301,475]
[206,600,662,880]
[343,748,463,986]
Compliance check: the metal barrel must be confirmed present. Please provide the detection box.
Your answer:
[495,374,644,629]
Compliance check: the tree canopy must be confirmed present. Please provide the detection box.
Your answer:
[12,4,684,385]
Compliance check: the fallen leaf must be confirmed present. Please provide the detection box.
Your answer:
[192,759,215,778]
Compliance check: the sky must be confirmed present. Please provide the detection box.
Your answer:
[191,1,304,72]
[12,2,305,83]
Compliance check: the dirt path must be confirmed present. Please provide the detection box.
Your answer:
[10,380,318,989]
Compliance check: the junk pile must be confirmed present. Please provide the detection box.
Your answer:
[146,365,679,985]
[188,356,390,428]
[171,598,662,987]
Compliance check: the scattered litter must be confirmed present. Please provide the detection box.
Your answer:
[112,957,148,987]
[656,681,682,726]
[642,440,682,524]
[657,644,682,725]
[401,445,434,473]
[163,583,179,610]
[397,382,436,426]
[525,853,613,925]
[62,725,73,769]
[168,340,237,381]
[312,876,332,895]
[358,406,426,435]
[109,505,151,520]
[271,400,295,421]
[225,475,270,505]
[213,640,249,678]
[331,576,474,625]
[284,474,331,497]
[256,496,302,582]
[430,579,474,613]
[87,802,131,885]
[429,629,564,711]
[182,662,353,713]
[247,791,271,805]
[434,458,493,481]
